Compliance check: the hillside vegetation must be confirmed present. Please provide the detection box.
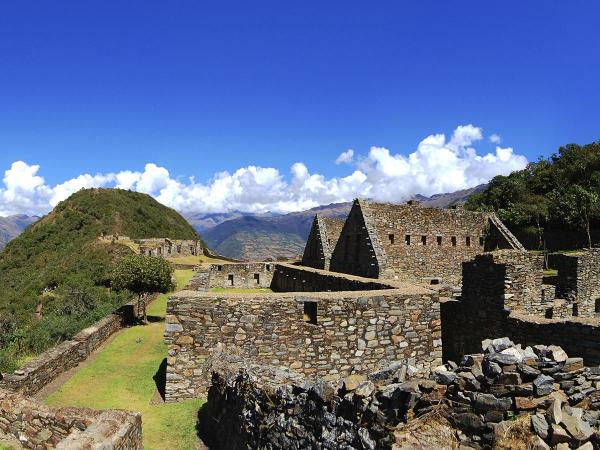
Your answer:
[0,215,38,250]
[466,141,600,250]
[0,188,198,371]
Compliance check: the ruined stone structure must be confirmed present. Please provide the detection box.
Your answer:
[198,339,600,450]
[301,215,345,270]
[0,295,150,396]
[442,250,600,365]
[0,388,142,449]
[328,199,523,284]
[137,238,203,257]
[205,262,275,289]
[554,249,600,318]
[164,263,441,401]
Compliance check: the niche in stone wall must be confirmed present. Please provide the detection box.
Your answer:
[595,299,600,316]
[228,274,234,286]
[451,236,457,247]
[254,273,260,284]
[303,301,317,324]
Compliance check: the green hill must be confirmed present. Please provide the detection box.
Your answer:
[466,141,600,250]
[0,188,199,371]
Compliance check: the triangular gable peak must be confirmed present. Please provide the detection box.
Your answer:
[302,214,346,270]
[331,199,524,284]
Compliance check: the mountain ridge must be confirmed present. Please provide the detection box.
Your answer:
[201,184,487,260]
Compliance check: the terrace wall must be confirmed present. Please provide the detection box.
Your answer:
[0,297,150,396]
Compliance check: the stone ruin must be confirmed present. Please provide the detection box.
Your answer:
[98,233,204,258]
[197,338,600,449]
[4,198,600,448]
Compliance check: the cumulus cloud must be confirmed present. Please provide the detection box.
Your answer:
[0,124,528,216]
[489,133,502,144]
[335,149,354,164]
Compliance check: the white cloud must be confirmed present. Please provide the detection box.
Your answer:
[489,133,502,144]
[0,125,528,217]
[335,149,354,164]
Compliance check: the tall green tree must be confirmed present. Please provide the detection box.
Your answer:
[110,254,174,322]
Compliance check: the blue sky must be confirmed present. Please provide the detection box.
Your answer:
[0,1,599,215]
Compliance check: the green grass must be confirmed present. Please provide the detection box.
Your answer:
[210,287,273,293]
[46,269,202,450]
[0,444,15,450]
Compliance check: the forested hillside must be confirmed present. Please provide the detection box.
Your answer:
[0,215,38,250]
[466,141,600,250]
[0,188,199,371]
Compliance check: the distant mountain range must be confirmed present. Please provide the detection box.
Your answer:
[194,184,487,260]
[0,215,38,250]
[0,185,486,258]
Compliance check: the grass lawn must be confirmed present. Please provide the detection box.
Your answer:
[167,254,230,266]
[46,269,203,450]
[210,287,273,294]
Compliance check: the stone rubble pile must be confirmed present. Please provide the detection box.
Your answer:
[199,339,600,450]
[424,337,600,449]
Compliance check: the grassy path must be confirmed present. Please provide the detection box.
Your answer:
[46,270,203,450]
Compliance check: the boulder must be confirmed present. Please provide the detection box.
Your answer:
[561,406,593,441]
[533,375,555,397]
[546,398,562,425]
[473,393,512,412]
[548,346,568,363]
[531,413,549,439]
[550,424,571,445]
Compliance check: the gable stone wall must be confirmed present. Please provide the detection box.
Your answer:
[330,199,522,285]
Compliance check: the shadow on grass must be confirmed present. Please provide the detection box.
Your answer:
[196,403,217,448]
[153,358,167,401]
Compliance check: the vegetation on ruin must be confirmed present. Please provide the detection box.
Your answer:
[46,269,202,450]
[466,141,600,249]
[0,188,200,372]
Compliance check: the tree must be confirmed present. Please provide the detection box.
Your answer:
[110,254,174,323]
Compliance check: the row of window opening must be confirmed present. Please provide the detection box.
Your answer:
[388,234,483,247]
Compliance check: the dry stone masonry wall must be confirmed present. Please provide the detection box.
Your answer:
[205,262,275,289]
[442,250,600,366]
[164,282,441,401]
[329,199,522,285]
[0,297,147,396]
[197,339,600,450]
[0,388,142,449]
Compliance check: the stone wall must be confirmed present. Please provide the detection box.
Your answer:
[441,250,600,365]
[137,238,202,257]
[0,297,146,396]
[554,249,600,318]
[206,262,275,289]
[0,388,142,449]
[301,215,345,270]
[164,284,441,401]
[271,263,394,292]
[198,340,600,450]
[330,199,520,285]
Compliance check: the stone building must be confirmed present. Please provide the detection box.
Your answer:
[329,199,524,284]
[136,238,202,258]
[164,263,442,401]
[554,249,600,318]
[442,250,600,364]
[301,215,345,270]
